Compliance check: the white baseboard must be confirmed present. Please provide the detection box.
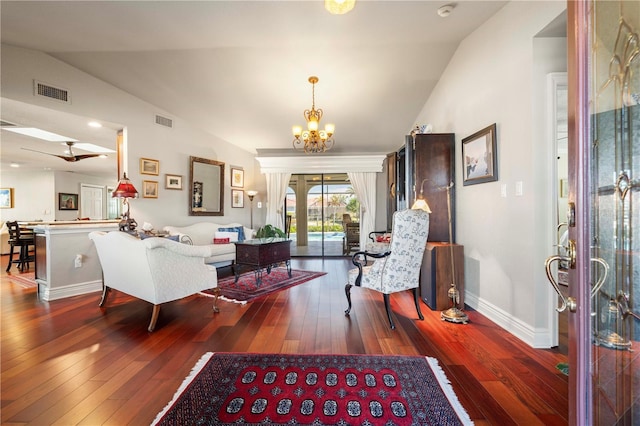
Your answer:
[465,293,555,348]
[37,279,102,301]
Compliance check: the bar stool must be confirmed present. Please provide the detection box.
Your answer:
[6,221,35,272]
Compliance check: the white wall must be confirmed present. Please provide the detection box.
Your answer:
[413,1,566,347]
[1,44,264,231]
[0,170,55,222]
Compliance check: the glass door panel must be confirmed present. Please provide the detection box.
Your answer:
[589,1,639,423]
[569,1,639,423]
[288,173,358,257]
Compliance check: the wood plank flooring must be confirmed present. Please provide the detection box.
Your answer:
[1,258,568,425]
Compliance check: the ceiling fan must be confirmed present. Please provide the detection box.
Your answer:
[21,141,103,162]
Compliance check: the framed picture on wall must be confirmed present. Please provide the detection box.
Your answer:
[462,123,498,186]
[59,193,78,210]
[231,189,244,208]
[140,158,159,175]
[231,167,244,188]
[143,180,158,198]
[165,174,183,190]
[0,188,14,209]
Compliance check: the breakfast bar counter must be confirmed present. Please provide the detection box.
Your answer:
[31,221,119,301]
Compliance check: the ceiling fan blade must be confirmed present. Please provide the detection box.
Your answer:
[21,147,71,160]
[21,147,102,162]
[73,154,102,161]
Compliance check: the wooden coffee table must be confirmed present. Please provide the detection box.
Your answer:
[234,238,292,286]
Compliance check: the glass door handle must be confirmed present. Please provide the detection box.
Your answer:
[545,254,577,313]
[590,257,609,298]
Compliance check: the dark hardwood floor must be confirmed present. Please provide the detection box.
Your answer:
[1,257,568,425]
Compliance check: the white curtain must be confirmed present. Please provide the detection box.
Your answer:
[264,172,292,230]
[347,172,377,251]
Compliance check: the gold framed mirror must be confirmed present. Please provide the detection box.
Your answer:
[189,156,224,216]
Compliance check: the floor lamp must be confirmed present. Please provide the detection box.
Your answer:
[247,190,258,229]
[412,180,468,324]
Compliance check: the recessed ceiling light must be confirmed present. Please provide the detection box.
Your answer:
[88,121,102,128]
[3,127,77,142]
[10,163,20,168]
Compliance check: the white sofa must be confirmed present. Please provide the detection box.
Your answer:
[163,222,254,265]
[89,231,220,332]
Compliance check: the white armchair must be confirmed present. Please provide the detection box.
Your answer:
[89,231,220,332]
[345,209,430,329]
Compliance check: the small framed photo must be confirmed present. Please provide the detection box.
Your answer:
[0,188,14,209]
[462,123,498,186]
[140,158,159,175]
[231,189,244,208]
[143,180,159,198]
[59,193,78,210]
[165,174,183,190]
[231,167,244,188]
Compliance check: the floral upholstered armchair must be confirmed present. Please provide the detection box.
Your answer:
[345,209,430,329]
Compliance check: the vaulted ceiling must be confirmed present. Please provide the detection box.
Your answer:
[1,0,508,175]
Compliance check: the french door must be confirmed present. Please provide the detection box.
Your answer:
[287,173,356,257]
[568,1,638,423]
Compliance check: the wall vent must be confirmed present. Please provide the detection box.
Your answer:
[155,114,173,128]
[34,80,70,103]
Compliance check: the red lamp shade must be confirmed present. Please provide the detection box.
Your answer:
[112,173,139,199]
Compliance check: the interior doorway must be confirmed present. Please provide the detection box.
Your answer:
[548,72,569,354]
[80,184,105,219]
[287,173,359,257]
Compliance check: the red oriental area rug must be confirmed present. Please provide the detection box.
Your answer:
[152,352,473,426]
[201,268,326,304]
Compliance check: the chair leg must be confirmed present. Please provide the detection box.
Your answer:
[413,287,424,320]
[148,305,160,332]
[6,244,15,272]
[212,288,220,313]
[19,246,27,271]
[383,293,396,330]
[344,284,353,316]
[99,285,110,307]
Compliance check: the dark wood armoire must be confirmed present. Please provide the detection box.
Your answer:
[412,133,456,243]
[387,133,456,242]
[386,133,462,311]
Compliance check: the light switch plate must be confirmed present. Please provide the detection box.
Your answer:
[515,181,523,196]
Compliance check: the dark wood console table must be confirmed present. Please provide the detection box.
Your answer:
[234,238,292,286]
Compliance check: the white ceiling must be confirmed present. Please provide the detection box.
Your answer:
[0,0,509,176]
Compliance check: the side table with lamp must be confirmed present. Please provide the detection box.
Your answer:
[412,179,468,324]
[112,172,139,233]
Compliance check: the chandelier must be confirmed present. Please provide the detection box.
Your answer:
[292,76,335,154]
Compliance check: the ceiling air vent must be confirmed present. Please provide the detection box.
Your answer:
[155,114,173,128]
[34,80,70,103]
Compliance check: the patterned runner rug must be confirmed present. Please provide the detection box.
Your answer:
[201,268,326,305]
[152,352,473,426]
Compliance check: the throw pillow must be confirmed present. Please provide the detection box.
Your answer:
[213,237,230,244]
[217,226,245,242]
[139,232,180,242]
[215,231,239,242]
